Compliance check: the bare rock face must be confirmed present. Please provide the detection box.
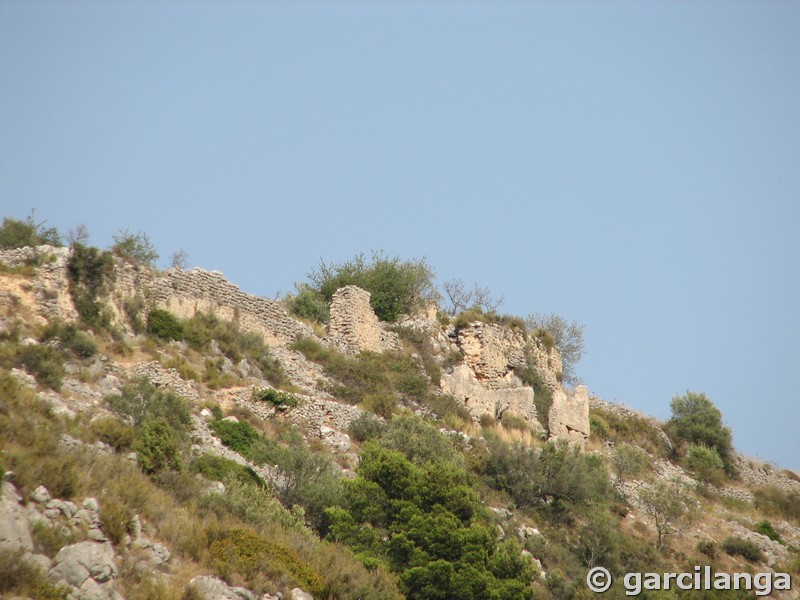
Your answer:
[0,481,34,554]
[441,364,540,431]
[48,541,120,600]
[548,385,590,447]
[328,286,398,355]
[456,323,526,387]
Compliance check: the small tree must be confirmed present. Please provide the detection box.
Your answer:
[639,479,696,552]
[0,214,62,249]
[667,391,734,475]
[685,444,726,489]
[169,248,189,270]
[441,278,504,316]
[611,443,651,489]
[525,313,585,385]
[111,227,159,267]
[306,251,439,322]
[66,223,90,246]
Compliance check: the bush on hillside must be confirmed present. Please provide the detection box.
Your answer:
[304,251,439,322]
[147,308,185,341]
[183,311,289,388]
[40,320,97,358]
[66,243,115,329]
[525,313,585,385]
[685,444,726,488]
[111,228,159,267]
[666,391,735,474]
[721,536,764,562]
[0,215,62,249]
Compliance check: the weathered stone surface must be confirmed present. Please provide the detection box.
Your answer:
[189,575,255,600]
[440,364,541,431]
[130,361,200,402]
[328,286,398,355]
[290,589,313,600]
[319,425,351,452]
[0,482,34,553]
[456,323,526,387]
[31,485,51,503]
[548,385,590,447]
[49,541,117,587]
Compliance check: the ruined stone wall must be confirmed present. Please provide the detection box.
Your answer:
[456,322,526,387]
[327,285,398,355]
[117,266,315,347]
[441,364,540,431]
[0,246,77,323]
[548,385,590,447]
[527,340,563,391]
[735,457,800,496]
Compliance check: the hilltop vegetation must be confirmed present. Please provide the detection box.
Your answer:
[0,216,799,600]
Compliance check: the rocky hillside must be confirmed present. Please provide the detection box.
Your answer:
[1,239,798,600]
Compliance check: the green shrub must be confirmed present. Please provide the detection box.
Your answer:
[91,417,136,452]
[111,228,159,267]
[286,284,330,323]
[291,337,430,410]
[513,359,553,434]
[393,325,442,386]
[40,320,97,359]
[327,444,534,600]
[348,413,386,443]
[685,444,726,488]
[122,296,147,333]
[753,520,781,543]
[610,443,651,487]
[16,343,65,390]
[66,244,115,329]
[210,528,326,595]
[136,418,185,474]
[380,416,463,467]
[697,540,717,559]
[305,252,438,323]
[199,476,306,533]
[147,308,185,341]
[666,391,735,474]
[423,394,472,424]
[589,407,669,458]
[361,392,398,418]
[191,454,263,487]
[721,536,764,562]
[0,215,62,249]
[209,418,268,460]
[99,497,135,545]
[252,387,299,409]
[183,312,289,387]
[500,414,528,432]
[105,377,191,431]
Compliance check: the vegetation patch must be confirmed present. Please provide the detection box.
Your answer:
[291,337,429,415]
[721,536,765,563]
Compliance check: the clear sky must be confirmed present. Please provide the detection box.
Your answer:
[2,1,798,470]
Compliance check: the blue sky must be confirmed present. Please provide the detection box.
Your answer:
[2,1,798,470]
